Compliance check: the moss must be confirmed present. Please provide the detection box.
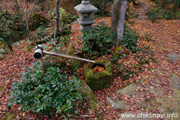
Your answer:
[5,112,15,120]
[113,47,123,58]
[131,64,137,68]
[76,81,99,110]
[0,86,5,91]
[0,54,5,60]
[158,88,180,115]
[147,88,180,117]
[66,42,83,73]
[24,44,32,53]
[154,68,162,75]
[66,42,74,55]
[71,60,82,73]
[84,60,113,90]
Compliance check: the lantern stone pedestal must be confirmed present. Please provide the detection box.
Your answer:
[74,0,98,30]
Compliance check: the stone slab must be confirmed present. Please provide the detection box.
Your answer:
[115,83,137,96]
[168,75,180,89]
[167,53,180,62]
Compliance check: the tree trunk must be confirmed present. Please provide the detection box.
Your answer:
[24,0,30,39]
[111,0,128,41]
[54,0,60,39]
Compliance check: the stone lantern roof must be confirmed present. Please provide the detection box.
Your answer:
[74,1,98,13]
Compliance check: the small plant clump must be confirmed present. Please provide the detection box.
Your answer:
[48,7,77,26]
[8,62,83,117]
[81,23,116,58]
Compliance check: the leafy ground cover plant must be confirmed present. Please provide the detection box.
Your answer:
[115,25,154,59]
[8,62,83,117]
[80,23,116,58]
[112,25,155,81]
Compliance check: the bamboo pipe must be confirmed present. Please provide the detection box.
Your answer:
[34,46,95,63]
[43,51,95,63]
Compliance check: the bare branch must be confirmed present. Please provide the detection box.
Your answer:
[28,0,37,17]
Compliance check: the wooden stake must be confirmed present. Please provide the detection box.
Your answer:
[39,58,45,74]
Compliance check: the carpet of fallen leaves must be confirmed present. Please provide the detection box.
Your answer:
[0,8,180,120]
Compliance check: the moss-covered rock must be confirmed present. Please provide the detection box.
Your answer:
[115,83,137,96]
[76,81,99,110]
[84,60,113,90]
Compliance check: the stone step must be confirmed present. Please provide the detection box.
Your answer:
[138,16,148,20]
[106,96,126,110]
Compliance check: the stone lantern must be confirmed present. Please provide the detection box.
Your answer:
[74,0,98,30]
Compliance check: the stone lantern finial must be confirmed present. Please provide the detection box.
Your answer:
[74,0,98,30]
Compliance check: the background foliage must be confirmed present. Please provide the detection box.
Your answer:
[147,0,180,22]
[0,10,22,50]
[48,7,77,26]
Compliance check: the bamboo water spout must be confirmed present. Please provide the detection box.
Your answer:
[34,45,95,63]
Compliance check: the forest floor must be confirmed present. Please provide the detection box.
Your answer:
[0,0,180,120]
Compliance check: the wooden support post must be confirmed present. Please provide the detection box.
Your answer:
[39,58,45,74]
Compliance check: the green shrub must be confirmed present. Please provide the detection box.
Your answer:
[118,25,139,53]
[34,26,49,39]
[147,0,180,22]
[146,7,180,22]
[80,23,116,57]
[8,62,83,117]
[90,0,112,16]
[155,0,180,11]
[29,13,49,30]
[0,10,22,50]
[48,7,77,26]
